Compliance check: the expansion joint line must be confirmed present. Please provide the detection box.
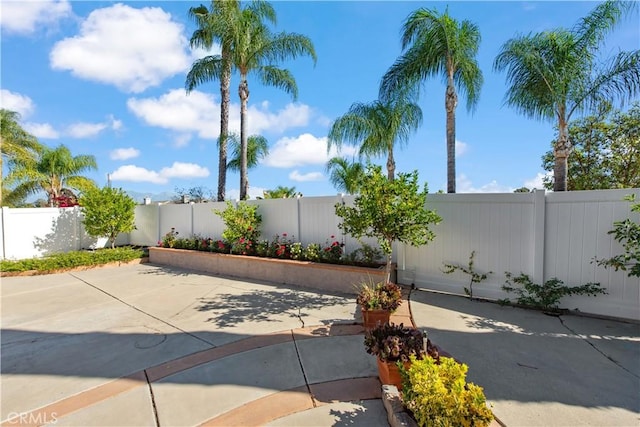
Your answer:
[144,370,161,427]
[290,330,316,408]
[69,273,217,348]
[558,316,640,380]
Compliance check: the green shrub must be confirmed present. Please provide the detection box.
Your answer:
[596,194,640,278]
[401,356,493,427]
[1,247,145,273]
[80,187,136,249]
[502,272,607,312]
[214,202,262,253]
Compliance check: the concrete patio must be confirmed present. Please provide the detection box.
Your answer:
[1,263,638,426]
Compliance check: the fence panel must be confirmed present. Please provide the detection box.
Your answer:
[251,198,300,241]
[298,196,344,247]
[543,189,640,320]
[159,204,192,241]
[193,202,226,238]
[130,205,160,247]
[399,193,537,301]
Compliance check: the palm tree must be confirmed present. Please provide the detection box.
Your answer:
[186,0,276,202]
[494,0,639,191]
[380,8,483,193]
[1,109,43,205]
[325,156,365,194]
[230,12,316,199]
[6,144,97,207]
[262,185,300,199]
[327,97,422,181]
[226,133,269,193]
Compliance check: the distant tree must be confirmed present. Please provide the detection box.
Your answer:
[328,97,422,181]
[541,102,640,190]
[186,0,276,202]
[494,0,640,191]
[80,187,136,249]
[6,144,97,207]
[1,109,43,206]
[380,8,483,192]
[513,187,531,193]
[262,185,300,199]
[188,2,316,199]
[173,186,214,203]
[325,156,365,194]
[226,133,269,192]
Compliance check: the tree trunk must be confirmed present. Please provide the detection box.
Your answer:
[385,237,393,284]
[445,79,458,193]
[554,117,570,192]
[239,76,249,200]
[386,146,395,181]
[217,49,231,202]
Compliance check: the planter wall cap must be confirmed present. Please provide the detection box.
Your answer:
[382,385,418,427]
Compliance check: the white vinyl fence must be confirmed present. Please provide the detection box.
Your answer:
[2,189,639,320]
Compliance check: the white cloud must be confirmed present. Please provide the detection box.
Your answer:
[524,172,550,190]
[50,4,191,93]
[110,148,140,161]
[110,161,209,184]
[289,170,324,182]
[0,89,35,117]
[23,122,59,139]
[110,165,165,184]
[160,162,209,179]
[264,133,358,168]
[127,88,314,139]
[455,139,468,157]
[457,174,514,193]
[173,134,192,148]
[127,89,218,138]
[66,122,107,138]
[0,0,72,35]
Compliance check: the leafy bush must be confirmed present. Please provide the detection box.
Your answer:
[596,194,640,278]
[502,272,607,312]
[319,235,344,263]
[160,228,179,248]
[80,186,136,248]
[401,356,494,427]
[1,247,145,273]
[214,201,262,253]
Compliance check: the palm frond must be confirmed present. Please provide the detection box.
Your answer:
[186,55,224,92]
[258,66,298,100]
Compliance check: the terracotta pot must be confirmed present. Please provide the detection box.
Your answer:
[376,358,411,390]
[361,308,391,329]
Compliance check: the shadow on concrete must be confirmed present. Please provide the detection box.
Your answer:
[409,289,640,416]
[195,288,348,327]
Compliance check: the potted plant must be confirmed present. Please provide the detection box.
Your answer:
[356,280,403,329]
[400,356,494,426]
[364,322,428,389]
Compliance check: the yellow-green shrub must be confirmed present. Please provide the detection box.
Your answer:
[401,355,493,427]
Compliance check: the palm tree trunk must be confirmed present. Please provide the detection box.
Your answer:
[554,119,570,191]
[386,146,395,181]
[239,77,250,200]
[445,79,458,193]
[217,50,231,202]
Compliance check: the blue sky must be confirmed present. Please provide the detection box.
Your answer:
[1,1,638,201]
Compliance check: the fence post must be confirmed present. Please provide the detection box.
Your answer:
[532,189,546,284]
[1,207,7,260]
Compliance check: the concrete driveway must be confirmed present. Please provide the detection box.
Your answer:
[2,262,639,426]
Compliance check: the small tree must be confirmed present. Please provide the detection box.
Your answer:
[80,187,136,249]
[335,165,441,284]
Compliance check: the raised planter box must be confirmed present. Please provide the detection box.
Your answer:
[149,247,395,295]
